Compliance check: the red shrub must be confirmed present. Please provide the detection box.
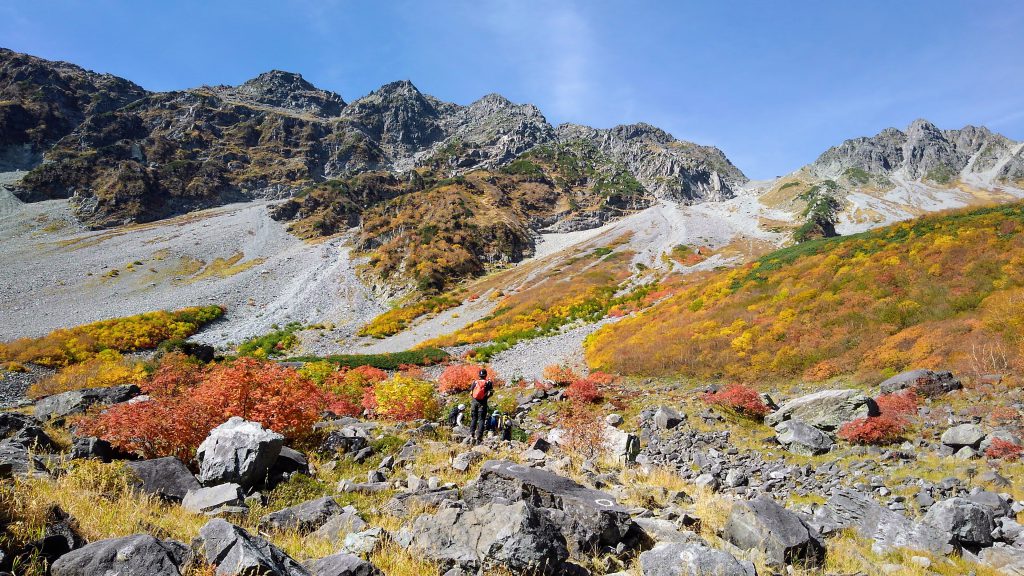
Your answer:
[838,415,907,446]
[555,402,605,457]
[543,364,580,386]
[985,438,1023,461]
[345,365,388,386]
[80,357,326,460]
[140,352,203,398]
[78,396,217,462]
[193,358,325,438]
[875,389,919,418]
[564,379,601,403]
[701,384,770,418]
[438,364,494,394]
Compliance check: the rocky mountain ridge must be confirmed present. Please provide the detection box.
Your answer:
[1,48,742,229]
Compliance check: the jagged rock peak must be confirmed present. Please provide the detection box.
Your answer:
[229,69,345,117]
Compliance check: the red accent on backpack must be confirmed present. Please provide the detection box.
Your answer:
[471,379,488,401]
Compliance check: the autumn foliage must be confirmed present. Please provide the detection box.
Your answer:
[838,415,907,446]
[984,438,1023,461]
[321,365,388,417]
[366,374,440,421]
[874,389,919,418]
[28,350,146,399]
[437,364,495,394]
[0,306,223,367]
[564,378,602,403]
[543,364,581,386]
[79,355,325,460]
[701,384,770,419]
[586,203,1024,382]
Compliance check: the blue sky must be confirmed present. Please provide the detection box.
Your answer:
[3,1,1022,179]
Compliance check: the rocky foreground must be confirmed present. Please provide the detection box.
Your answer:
[1,365,1023,576]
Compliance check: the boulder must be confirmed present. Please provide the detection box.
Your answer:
[724,496,825,567]
[633,518,703,545]
[941,424,986,449]
[34,385,140,422]
[272,446,310,476]
[259,497,342,533]
[774,420,833,456]
[397,501,568,574]
[182,483,244,514]
[127,457,200,502]
[340,527,387,557]
[879,369,962,397]
[463,459,634,554]
[194,518,309,576]
[652,407,683,430]
[197,417,284,488]
[922,497,995,547]
[765,389,877,431]
[69,437,115,462]
[968,490,1012,518]
[312,506,369,542]
[639,541,756,576]
[0,439,47,478]
[452,450,484,472]
[50,534,190,576]
[809,488,952,555]
[0,412,53,449]
[305,553,381,576]
[322,432,369,456]
[980,544,1024,575]
[603,425,640,464]
[15,505,86,569]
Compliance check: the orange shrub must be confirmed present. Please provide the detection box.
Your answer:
[564,379,601,403]
[543,364,581,386]
[142,352,203,397]
[555,401,605,458]
[838,415,907,445]
[985,438,1023,461]
[587,371,617,385]
[701,384,770,418]
[438,364,495,394]
[194,358,325,439]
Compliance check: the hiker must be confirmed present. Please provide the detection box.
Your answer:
[447,403,466,427]
[468,368,493,444]
[498,412,513,441]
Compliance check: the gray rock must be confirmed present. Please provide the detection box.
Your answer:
[810,488,952,555]
[653,407,683,430]
[922,497,995,547]
[322,432,369,456]
[724,469,748,488]
[603,424,640,464]
[397,501,568,574]
[194,518,309,576]
[980,429,1023,453]
[305,553,381,576]
[694,474,719,491]
[968,490,1011,518]
[606,413,624,427]
[941,424,986,449]
[0,438,47,477]
[127,457,200,502]
[340,527,387,557]
[775,420,834,456]
[182,483,244,514]
[639,541,756,576]
[879,369,962,397]
[452,450,484,472]
[980,543,1024,575]
[259,496,342,533]
[463,459,634,555]
[34,385,140,422]
[634,518,703,545]
[69,436,114,461]
[50,534,190,576]
[312,507,369,542]
[724,496,825,567]
[197,417,284,488]
[765,389,877,431]
[272,446,310,476]
[0,412,53,449]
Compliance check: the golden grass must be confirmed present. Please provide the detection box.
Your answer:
[187,252,265,282]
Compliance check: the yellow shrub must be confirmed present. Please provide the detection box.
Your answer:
[28,350,146,399]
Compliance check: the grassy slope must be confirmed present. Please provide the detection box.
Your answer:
[586,202,1024,383]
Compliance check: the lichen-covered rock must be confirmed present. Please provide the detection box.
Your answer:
[639,541,756,576]
[766,389,877,431]
[724,496,825,567]
[50,534,190,576]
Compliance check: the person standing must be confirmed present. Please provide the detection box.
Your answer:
[468,368,493,444]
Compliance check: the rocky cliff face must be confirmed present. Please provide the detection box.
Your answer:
[4,48,746,228]
[557,122,746,203]
[0,48,146,170]
[810,119,1024,184]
